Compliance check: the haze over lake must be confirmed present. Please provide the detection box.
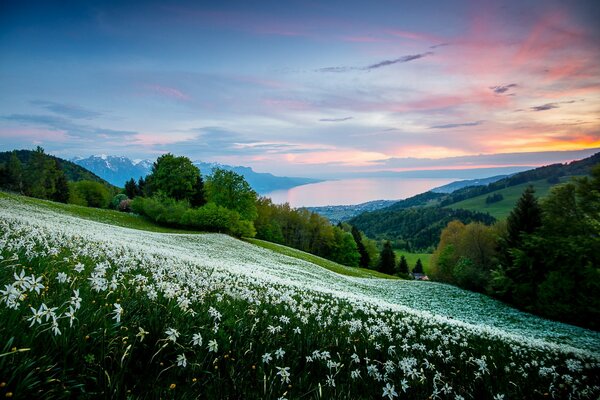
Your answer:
[265,177,455,207]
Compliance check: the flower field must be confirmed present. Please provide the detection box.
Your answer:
[1,196,599,399]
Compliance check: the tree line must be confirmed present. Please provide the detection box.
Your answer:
[429,167,600,330]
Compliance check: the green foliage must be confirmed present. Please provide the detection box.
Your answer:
[124,178,139,199]
[111,193,129,209]
[350,206,495,251]
[131,195,190,226]
[485,193,503,204]
[70,180,112,208]
[397,255,409,275]
[378,241,396,275]
[413,258,424,274]
[206,168,257,221]
[145,153,202,201]
[351,225,370,267]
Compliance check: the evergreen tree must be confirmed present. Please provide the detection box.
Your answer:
[137,177,146,196]
[190,174,207,208]
[51,162,70,203]
[5,151,23,192]
[124,178,138,199]
[505,186,542,248]
[24,146,49,198]
[413,258,424,274]
[351,225,370,267]
[397,255,409,275]
[378,241,396,275]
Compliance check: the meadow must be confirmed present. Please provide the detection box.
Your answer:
[1,195,599,399]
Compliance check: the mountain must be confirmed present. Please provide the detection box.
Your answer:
[349,152,600,250]
[430,175,510,193]
[72,155,321,193]
[72,155,153,187]
[0,149,113,187]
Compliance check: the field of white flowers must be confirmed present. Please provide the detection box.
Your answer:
[1,196,599,399]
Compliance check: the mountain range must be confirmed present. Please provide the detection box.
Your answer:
[72,155,321,194]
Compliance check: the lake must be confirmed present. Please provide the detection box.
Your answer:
[264,177,455,207]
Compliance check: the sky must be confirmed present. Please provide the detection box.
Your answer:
[1,0,599,178]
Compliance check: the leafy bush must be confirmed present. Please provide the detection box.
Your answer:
[69,180,111,208]
[111,194,128,209]
[131,195,189,226]
[117,199,132,212]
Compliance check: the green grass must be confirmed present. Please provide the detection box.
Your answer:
[394,250,432,274]
[246,237,397,279]
[0,191,202,234]
[446,177,573,219]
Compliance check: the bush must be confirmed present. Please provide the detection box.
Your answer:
[180,203,256,237]
[131,195,189,226]
[69,180,111,208]
[111,194,128,209]
[118,199,132,212]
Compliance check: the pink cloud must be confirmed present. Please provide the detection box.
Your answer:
[145,84,191,101]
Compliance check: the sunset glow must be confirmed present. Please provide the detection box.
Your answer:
[0,0,598,177]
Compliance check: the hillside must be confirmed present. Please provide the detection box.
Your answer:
[1,192,599,398]
[0,149,113,187]
[447,176,573,219]
[349,153,600,247]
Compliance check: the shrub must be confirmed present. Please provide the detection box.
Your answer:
[131,195,189,226]
[111,194,128,209]
[180,203,256,237]
[118,199,132,212]
[70,180,111,208]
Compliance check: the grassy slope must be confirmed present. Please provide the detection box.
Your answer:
[0,191,395,280]
[394,250,432,274]
[246,237,396,279]
[446,177,572,219]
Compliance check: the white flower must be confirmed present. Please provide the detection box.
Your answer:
[382,383,398,399]
[293,327,301,334]
[276,366,291,384]
[207,339,218,353]
[262,352,273,364]
[165,328,180,343]
[400,379,409,392]
[326,375,335,387]
[27,305,44,327]
[74,262,85,273]
[51,319,61,336]
[493,395,505,400]
[176,353,187,368]
[191,333,203,347]
[136,327,148,342]
[112,303,123,324]
[351,353,360,364]
[70,289,82,310]
[56,272,70,284]
[350,369,361,379]
[275,347,285,359]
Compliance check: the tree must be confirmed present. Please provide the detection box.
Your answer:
[351,226,370,267]
[23,146,50,198]
[71,180,111,208]
[5,151,23,192]
[378,241,396,275]
[189,174,206,208]
[145,154,200,201]
[397,255,409,275]
[124,178,138,199]
[51,163,70,203]
[138,177,146,196]
[206,168,257,221]
[413,258,424,274]
[505,186,542,248]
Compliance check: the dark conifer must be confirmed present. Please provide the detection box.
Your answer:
[378,241,396,275]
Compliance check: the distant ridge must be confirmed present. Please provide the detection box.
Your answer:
[72,155,321,193]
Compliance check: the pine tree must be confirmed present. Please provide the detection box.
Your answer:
[505,185,542,248]
[351,225,370,267]
[378,241,396,275]
[5,151,23,192]
[124,178,138,199]
[413,258,424,274]
[190,174,207,207]
[397,255,409,275]
[137,177,146,196]
[51,161,70,203]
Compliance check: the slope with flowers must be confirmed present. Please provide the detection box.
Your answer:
[0,194,599,399]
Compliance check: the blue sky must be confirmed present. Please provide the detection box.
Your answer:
[1,0,599,177]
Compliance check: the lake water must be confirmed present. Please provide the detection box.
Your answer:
[264,177,455,207]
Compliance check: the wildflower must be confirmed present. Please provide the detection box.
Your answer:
[165,328,180,343]
[70,289,82,310]
[382,383,398,399]
[27,305,44,327]
[136,327,148,342]
[176,353,187,368]
[112,303,123,324]
[293,327,301,334]
[191,333,203,347]
[400,379,409,393]
[351,353,360,364]
[56,272,70,284]
[64,306,76,327]
[350,369,361,379]
[207,339,218,353]
[51,319,61,336]
[262,352,273,364]
[74,263,85,273]
[276,366,291,384]
[326,375,335,387]
[493,395,505,400]
[275,348,285,359]
[169,383,176,390]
